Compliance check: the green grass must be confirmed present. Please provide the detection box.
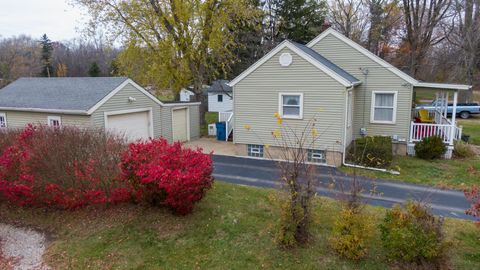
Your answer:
[200,112,219,136]
[459,117,480,145]
[340,156,480,189]
[1,182,479,269]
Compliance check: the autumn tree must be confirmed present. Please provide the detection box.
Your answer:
[402,0,453,78]
[40,34,54,77]
[0,35,42,87]
[56,63,68,77]
[73,0,258,123]
[328,0,368,42]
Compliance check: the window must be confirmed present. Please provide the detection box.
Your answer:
[217,94,223,102]
[279,93,303,119]
[307,149,326,163]
[48,116,62,127]
[371,91,397,124]
[347,91,353,128]
[0,113,6,128]
[247,144,264,157]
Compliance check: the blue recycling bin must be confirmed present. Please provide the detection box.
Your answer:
[216,122,226,141]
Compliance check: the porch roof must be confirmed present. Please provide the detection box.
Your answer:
[413,82,471,91]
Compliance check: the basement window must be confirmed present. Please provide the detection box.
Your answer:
[307,149,326,164]
[247,144,264,158]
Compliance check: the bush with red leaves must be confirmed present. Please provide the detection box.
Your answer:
[120,138,214,215]
[0,125,130,209]
[465,185,480,226]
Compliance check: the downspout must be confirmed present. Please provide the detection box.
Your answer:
[341,85,399,174]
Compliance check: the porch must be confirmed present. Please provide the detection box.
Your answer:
[409,85,468,158]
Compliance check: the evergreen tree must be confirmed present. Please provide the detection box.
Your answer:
[276,0,327,44]
[39,34,54,77]
[88,62,101,77]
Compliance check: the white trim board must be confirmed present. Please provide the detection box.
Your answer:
[104,107,155,139]
[228,40,355,87]
[307,28,472,90]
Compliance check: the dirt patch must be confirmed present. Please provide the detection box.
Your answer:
[0,224,49,270]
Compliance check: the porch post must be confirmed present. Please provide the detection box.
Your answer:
[450,91,458,145]
[444,92,449,119]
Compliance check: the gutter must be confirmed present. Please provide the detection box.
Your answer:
[340,86,399,175]
[0,107,89,115]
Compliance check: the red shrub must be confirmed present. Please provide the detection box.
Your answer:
[0,125,130,209]
[120,138,213,215]
[465,185,480,226]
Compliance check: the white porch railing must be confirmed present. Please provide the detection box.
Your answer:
[218,111,234,141]
[409,122,462,144]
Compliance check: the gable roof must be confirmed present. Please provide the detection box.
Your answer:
[228,40,361,87]
[207,80,232,93]
[0,77,200,115]
[306,28,471,90]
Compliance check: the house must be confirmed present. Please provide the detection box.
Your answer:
[207,80,233,113]
[227,28,470,166]
[0,77,200,142]
[180,88,195,102]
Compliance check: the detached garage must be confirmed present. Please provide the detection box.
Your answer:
[0,77,200,142]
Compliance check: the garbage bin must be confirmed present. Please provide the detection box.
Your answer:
[215,122,226,141]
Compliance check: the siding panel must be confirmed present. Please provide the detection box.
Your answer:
[2,111,90,128]
[90,83,162,137]
[234,47,347,152]
[311,34,413,141]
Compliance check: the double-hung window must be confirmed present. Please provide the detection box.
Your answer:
[48,116,62,127]
[279,93,303,119]
[0,113,6,128]
[371,91,397,124]
[217,94,223,102]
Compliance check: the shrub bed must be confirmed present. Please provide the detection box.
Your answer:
[120,138,214,215]
[0,125,129,209]
[348,136,392,168]
[414,136,446,160]
[379,201,449,268]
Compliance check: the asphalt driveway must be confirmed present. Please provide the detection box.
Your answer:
[212,155,474,220]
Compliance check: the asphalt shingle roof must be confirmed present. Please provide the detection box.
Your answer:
[0,77,129,112]
[291,41,360,84]
[206,80,232,93]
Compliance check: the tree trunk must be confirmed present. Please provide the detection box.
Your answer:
[193,80,207,126]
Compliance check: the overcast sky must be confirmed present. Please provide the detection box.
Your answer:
[0,0,87,41]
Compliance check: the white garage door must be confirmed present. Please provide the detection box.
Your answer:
[106,111,151,141]
[172,108,188,142]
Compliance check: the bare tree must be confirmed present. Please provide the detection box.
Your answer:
[402,0,453,78]
[0,35,42,87]
[447,0,480,101]
[328,0,368,42]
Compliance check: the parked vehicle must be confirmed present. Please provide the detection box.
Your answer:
[415,101,480,119]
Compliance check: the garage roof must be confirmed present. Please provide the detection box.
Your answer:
[0,77,129,113]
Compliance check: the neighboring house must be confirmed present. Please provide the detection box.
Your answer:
[228,28,470,166]
[0,77,200,142]
[180,88,195,102]
[207,80,233,113]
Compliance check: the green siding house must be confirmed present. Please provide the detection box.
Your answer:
[0,77,200,142]
[228,28,471,166]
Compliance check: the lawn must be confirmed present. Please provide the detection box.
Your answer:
[459,117,480,145]
[200,111,218,136]
[340,156,480,189]
[1,182,479,269]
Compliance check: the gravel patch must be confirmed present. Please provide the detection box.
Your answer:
[0,223,49,270]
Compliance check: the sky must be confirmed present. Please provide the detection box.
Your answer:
[0,0,87,41]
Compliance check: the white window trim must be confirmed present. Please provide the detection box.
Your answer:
[0,112,7,128]
[278,92,304,119]
[347,91,353,128]
[48,115,62,127]
[370,91,397,124]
